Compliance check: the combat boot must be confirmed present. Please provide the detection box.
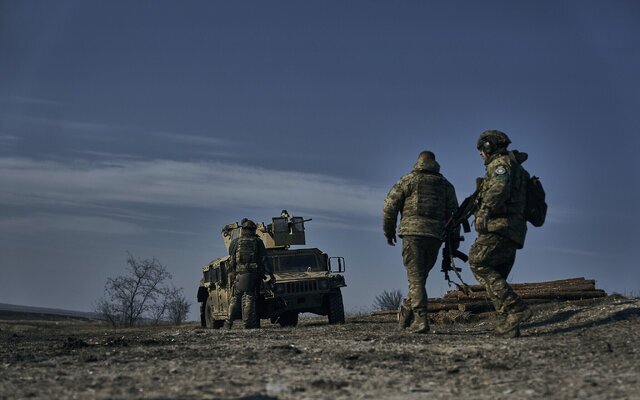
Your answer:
[398,299,414,330]
[495,308,532,338]
[226,296,241,329]
[409,309,429,334]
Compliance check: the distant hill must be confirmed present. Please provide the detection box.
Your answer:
[0,303,103,320]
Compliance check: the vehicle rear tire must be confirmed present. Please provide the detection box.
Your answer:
[327,288,345,324]
[277,312,299,327]
[242,292,260,329]
[205,298,224,329]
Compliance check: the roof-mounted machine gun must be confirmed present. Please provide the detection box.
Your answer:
[221,210,312,251]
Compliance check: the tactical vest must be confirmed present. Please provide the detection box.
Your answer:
[403,173,447,223]
[481,153,527,216]
[478,153,529,247]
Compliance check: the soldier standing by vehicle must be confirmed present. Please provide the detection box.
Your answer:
[225,218,275,329]
[470,130,532,337]
[383,151,459,334]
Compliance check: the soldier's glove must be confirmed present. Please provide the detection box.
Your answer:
[385,233,397,246]
[475,210,489,233]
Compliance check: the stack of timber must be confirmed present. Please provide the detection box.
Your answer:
[370,278,607,316]
[436,277,607,314]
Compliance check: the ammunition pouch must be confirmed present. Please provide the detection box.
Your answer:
[236,263,259,274]
[234,271,260,293]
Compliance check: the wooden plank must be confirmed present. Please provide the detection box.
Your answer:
[447,289,607,302]
[444,278,597,298]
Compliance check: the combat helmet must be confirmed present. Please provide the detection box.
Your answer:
[477,130,511,154]
[240,218,257,230]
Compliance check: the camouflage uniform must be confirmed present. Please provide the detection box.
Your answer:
[470,131,531,335]
[383,158,459,332]
[226,226,272,328]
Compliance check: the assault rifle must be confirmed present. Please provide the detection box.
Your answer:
[440,184,482,294]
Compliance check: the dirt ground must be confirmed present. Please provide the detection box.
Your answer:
[1,296,639,400]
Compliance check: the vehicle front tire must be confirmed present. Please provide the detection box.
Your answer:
[327,288,345,325]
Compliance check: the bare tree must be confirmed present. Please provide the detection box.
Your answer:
[94,298,120,327]
[148,287,191,325]
[166,288,191,325]
[149,287,172,325]
[373,289,404,311]
[95,253,172,327]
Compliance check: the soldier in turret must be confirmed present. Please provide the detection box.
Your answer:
[470,130,532,337]
[383,151,459,334]
[225,218,275,329]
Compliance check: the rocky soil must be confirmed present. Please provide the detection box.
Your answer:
[1,296,639,400]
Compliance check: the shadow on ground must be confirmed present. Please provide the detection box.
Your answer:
[531,307,640,336]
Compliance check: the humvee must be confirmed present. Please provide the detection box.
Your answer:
[197,211,346,328]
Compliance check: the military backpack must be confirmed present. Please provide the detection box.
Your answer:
[508,151,547,228]
[235,235,258,265]
[524,174,547,227]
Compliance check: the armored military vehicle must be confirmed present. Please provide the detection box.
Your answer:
[197,211,346,328]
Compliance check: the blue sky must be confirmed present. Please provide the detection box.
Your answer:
[1,1,639,315]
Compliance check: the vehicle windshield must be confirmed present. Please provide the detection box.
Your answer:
[277,254,321,272]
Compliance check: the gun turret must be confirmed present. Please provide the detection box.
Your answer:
[221,210,311,251]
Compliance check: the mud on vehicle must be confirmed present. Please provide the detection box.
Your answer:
[197,211,346,328]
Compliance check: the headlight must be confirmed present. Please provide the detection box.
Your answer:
[318,280,329,290]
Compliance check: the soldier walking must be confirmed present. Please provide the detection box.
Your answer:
[383,151,459,334]
[225,219,275,329]
[470,130,533,337]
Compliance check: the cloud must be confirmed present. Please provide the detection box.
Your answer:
[6,115,231,149]
[0,214,147,235]
[153,131,230,147]
[0,134,20,141]
[544,205,635,224]
[543,206,583,224]
[310,214,380,233]
[8,115,125,140]
[0,96,67,106]
[0,134,20,147]
[69,150,146,160]
[153,228,198,235]
[0,157,386,218]
[538,245,600,258]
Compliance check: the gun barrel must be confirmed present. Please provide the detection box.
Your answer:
[290,218,312,225]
